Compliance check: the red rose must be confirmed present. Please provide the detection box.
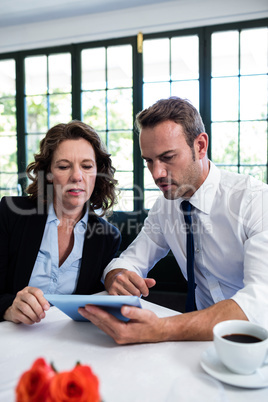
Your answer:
[16,358,55,402]
[47,363,101,402]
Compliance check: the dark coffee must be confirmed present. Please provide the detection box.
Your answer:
[222,333,262,343]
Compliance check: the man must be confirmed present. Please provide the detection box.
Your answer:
[79,97,268,344]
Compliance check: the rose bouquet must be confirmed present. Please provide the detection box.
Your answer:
[15,357,101,402]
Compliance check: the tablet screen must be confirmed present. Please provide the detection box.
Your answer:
[44,294,142,322]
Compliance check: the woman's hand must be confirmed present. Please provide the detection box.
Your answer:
[3,286,50,325]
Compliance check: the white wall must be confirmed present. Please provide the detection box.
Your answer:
[0,0,267,54]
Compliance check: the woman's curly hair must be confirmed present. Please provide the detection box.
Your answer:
[26,120,118,215]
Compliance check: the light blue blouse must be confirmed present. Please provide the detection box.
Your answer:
[28,203,88,294]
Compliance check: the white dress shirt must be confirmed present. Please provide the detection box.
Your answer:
[103,162,268,329]
[28,204,88,294]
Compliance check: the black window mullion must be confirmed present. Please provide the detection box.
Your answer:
[105,47,109,147]
[47,56,50,128]
[72,45,82,120]
[200,27,212,160]
[132,35,144,218]
[238,29,241,173]
[16,54,27,195]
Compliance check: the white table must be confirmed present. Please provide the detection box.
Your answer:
[1,299,268,402]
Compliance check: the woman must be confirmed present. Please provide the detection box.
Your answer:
[0,121,121,325]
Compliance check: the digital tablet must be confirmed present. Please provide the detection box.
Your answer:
[44,294,142,322]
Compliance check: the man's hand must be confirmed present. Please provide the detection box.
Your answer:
[78,304,165,344]
[104,269,156,297]
[3,286,50,325]
[78,299,248,345]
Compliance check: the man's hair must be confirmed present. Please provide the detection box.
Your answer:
[135,96,205,149]
[26,120,117,215]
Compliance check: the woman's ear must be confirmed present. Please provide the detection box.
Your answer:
[46,172,53,183]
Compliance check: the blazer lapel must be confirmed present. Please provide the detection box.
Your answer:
[75,217,105,294]
[13,213,48,290]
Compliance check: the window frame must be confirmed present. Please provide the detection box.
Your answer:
[0,18,267,234]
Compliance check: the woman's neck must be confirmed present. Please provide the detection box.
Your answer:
[53,203,85,228]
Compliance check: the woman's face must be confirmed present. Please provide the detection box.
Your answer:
[50,138,97,214]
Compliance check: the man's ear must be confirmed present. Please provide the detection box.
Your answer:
[195,132,208,159]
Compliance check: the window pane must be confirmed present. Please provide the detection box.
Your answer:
[211,122,238,164]
[211,123,238,164]
[218,166,238,174]
[143,39,170,82]
[240,75,267,120]
[144,168,155,188]
[0,59,16,97]
[26,96,47,133]
[144,167,160,210]
[82,48,106,90]
[171,80,199,110]
[49,94,72,126]
[117,189,134,212]
[48,53,71,94]
[107,89,132,130]
[109,130,133,171]
[115,171,133,189]
[82,91,106,131]
[107,45,132,88]
[143,82,170,108]
[25,56,47,95]
[211,77,239,121]
[171,35,199,80]
[97,131,106,144]
[240,166,266,182]
[144,190,161,210]
[0,136,17,171]
[241,28,268,75]
[0,98,16,134]
[27,134,43,163]
[240,121,267,164]
[0,173,18,194]
[212,31,239,77]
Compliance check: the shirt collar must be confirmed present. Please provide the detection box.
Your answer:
[80,208,88,228]
[189,161,220,214]
[47,203,59,224]
[47,203,88,228]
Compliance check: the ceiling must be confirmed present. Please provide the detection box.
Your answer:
[0,0,169,28]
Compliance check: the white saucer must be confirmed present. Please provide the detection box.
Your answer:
[200,345,268,388]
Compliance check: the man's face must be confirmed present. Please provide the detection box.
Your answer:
[140,120,206,199]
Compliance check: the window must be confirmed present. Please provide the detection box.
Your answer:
[142,33,200,208]
[0,19,267,223]
[81,44,134,211]
[0,59,17,198]
[211,26,268,181]
[25,53,72,164]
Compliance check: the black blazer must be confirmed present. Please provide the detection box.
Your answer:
[0,196,121,320]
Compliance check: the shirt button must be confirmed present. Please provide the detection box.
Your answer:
[53,278,57,283]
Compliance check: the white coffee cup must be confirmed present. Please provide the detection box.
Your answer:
[213,320,268,375]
